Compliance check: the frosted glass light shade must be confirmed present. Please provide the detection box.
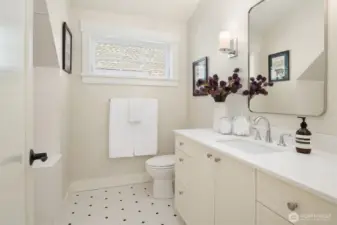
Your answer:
[219,31,238,58]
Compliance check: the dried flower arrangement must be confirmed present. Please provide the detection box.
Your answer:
[243,74,274,100]
[196,68,244,102]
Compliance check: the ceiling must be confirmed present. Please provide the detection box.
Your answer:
[70,0,201,22]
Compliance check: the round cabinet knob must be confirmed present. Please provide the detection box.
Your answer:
[287,202,298,211]
[214,158,221,163]
[207,153,213,158]
[179,158,184,162]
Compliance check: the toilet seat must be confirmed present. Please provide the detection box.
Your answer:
[146,155,175,168]
[147,165,174,170]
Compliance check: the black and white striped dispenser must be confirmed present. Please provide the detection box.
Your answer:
[295,117,312,154]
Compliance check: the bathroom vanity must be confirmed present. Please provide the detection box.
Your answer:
[174,129,337,225]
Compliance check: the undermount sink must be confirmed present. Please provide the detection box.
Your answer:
[216,139,285,155]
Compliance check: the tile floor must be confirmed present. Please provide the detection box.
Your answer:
[55,183,184,225]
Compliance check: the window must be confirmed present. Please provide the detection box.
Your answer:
[81,23,179,86]
[93,39,170,79]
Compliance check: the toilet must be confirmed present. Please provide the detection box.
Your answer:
[146,155,175,199]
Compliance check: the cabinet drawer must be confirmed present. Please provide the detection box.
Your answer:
[175,135,186,151]
[257,172,337,224]
[175,149,191,186]
[257,202,293,225]
[175,135,214,158]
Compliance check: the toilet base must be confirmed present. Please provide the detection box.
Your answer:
[152,179,174,199]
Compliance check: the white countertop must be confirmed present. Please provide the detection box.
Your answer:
[174,129,337,205]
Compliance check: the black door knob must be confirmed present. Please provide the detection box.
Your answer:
[29,149,48,166]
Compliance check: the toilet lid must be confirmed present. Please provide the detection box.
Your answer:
[146,155,175,168]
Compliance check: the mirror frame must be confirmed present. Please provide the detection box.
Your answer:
[247,0,329,117]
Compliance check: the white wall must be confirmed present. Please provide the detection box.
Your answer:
[188,0,337,138]
[45,0,71,196]
[45,0,70,67]
[32,1,71,224]
[34,0,71,197]
[68,9,188,182]
[33,0,59,68]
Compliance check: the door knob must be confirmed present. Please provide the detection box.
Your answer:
[29,149,48,166]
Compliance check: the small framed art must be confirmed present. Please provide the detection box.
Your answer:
[62,22,73,74]
[193,57,209,96]
[268,50,290,82]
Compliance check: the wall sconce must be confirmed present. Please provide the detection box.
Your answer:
[219,31,238,58]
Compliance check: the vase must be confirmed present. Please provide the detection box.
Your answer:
[213,95,227,102]
[213,102,230,133]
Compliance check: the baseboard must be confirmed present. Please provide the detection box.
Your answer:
[68,172,152,193]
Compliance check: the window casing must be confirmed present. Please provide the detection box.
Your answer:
[81,22,179,87]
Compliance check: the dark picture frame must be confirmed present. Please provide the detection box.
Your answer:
[193,57,209,96]
[62,22,73,74]
[268,50,290,82]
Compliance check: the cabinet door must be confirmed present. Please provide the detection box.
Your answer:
[214,154,255,225]
[175,180,189,223]
[175,150,193,223]
[186,150,215,225]
[257,202,293,225]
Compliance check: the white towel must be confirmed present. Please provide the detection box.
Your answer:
[109,99,134,158]
[132,99,158,156]
[129,99,142,123]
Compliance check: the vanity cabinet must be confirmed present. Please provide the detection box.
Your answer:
[214,152,255,225]
[257,202,293,225]
[175,150,192,223]
[188,150,215,225]
[175,135,255,225]
[257,172,337,225]
[175,134,337,225]
[175,136,215,225]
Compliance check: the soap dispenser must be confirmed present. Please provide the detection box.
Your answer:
[295,117,312,154]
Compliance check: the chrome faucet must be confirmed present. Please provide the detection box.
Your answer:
[251,126,262,141]
[278,133,292,147]
[253,116,272,143]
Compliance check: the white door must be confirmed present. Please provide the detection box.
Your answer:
[0,0,34,224]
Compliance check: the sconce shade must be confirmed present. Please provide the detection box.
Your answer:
[219,31,231,50]
[219,31,238,58]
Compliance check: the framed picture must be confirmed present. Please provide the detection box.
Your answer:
[193,57,209,96]
[62,22,73,74]
[268,50,290,82]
